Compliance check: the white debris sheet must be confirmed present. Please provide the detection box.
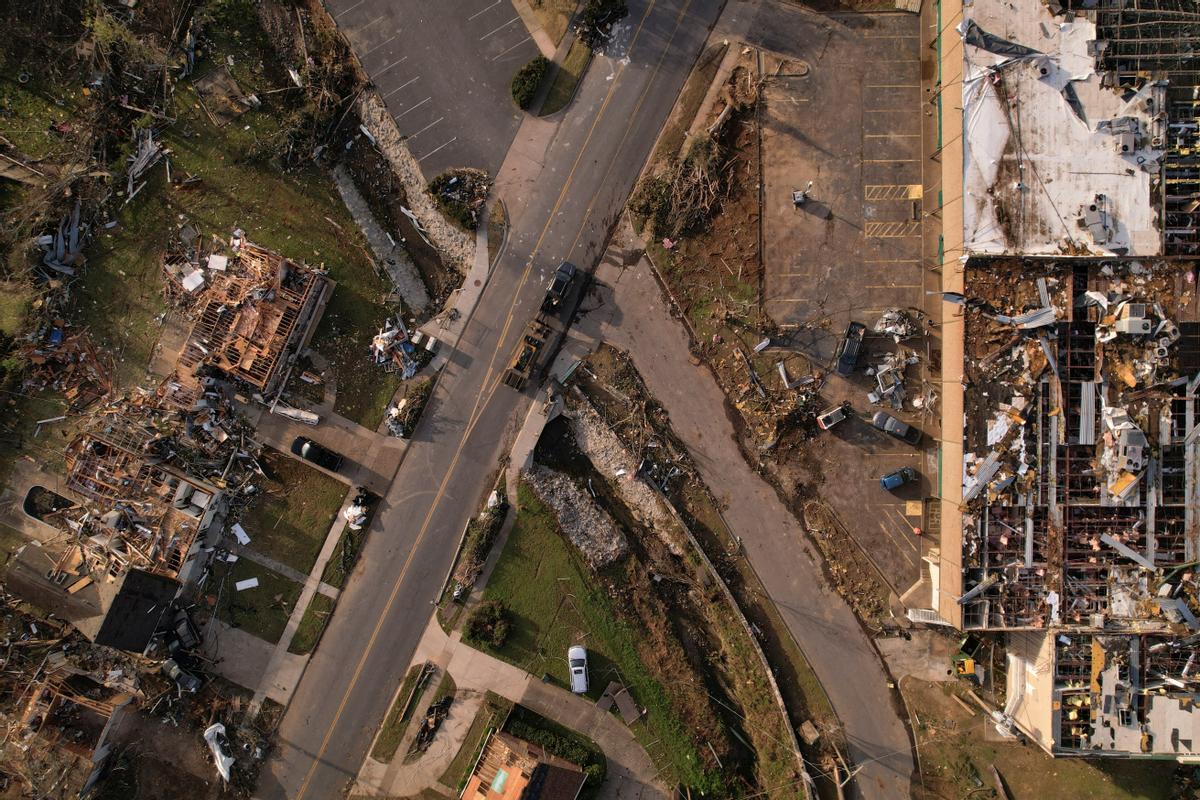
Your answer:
[234,578,259,591]
[959,0,1164,257]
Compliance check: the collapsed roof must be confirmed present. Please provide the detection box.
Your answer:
[960,0,1167,257]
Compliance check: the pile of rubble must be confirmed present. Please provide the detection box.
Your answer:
[371,316,436,380]
[17,326,113,411]
[524,465,627,570]
[568,394,681,542]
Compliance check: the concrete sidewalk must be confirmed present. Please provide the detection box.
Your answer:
[353,616,666,800]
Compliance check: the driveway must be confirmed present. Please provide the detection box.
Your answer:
[330,0,540,177]
[573,221,914,800]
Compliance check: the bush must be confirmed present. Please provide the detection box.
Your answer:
[464,600,510,648]
[505,711,607,786]
[574,0,629,50]
[511,56,551,110]
[428,168,492,230]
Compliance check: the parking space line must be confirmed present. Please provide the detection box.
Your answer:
[373,56,408,78]
[864,184,923,200]
[866,84,921,89]
[878,520,919,563]
[863,158,919,163]
[356,13,386,32]
[362,34,399,57]
[864,133,921,138]
[480,16,520,40]
[865,108,920,114]
[394,96,431,119]
[407,116,443,140]
[417,137,457,162]
[865,283,923,289]
[492,35,533,61]
[468,0,502,20]
[863,34,920,39]
[382,76,419,100]
[333,0,366,17]
[864,258,921,263]
[865,221,922,237]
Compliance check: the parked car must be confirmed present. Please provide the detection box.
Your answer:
[816,401,852,431]
[567,645,589,694]
[880,467,918,491]
[290,436,345,472]
[871,411,922,445]
[542,261,577,311]
[835,322,867,376]
[162,658,202,693]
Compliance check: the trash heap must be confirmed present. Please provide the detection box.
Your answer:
[371,315,436,380]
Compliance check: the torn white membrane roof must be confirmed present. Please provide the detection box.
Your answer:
[960,0,1165,257]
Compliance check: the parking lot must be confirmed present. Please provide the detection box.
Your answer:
[750,8,930,593]
[330,0,539,176]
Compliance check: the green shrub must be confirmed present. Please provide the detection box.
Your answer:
[505,710,607,786]
[465,600,510,648]
[511,56,551,110]
[428,168,492,230]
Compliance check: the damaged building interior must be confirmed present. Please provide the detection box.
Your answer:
[936,0,1200,761]
[161,239,333,410]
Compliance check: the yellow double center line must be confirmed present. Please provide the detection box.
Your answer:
[291,1,691,795]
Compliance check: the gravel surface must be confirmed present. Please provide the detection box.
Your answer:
[357,92,475,274]
[524,465,627,570]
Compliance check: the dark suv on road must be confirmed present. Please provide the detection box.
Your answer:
[542,261,577,312]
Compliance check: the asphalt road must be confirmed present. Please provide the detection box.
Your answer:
[330,0,539,177]
[256,2,723,798]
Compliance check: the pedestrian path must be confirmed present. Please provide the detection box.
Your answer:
[353,616,665,800]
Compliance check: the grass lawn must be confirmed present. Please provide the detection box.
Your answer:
[540,39,591,116]
[67,12,400,421]
[432,671,457,704]
[216,558,302,644]
[287,592,335,656]
[0,524,26,567]
[241,449,346,575]
[650,42,727,166]
[438,692,514,791]
[0,281,31,335]
[320,524,364,589]
[528,0,577,45]
[906,678,1178,800]
[372,663,434,763]
[481,484,707,789]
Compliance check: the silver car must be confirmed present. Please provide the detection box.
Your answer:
[568,645,589,694]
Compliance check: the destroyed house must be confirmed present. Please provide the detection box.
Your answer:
[462,731,586,800]
[16,660,133,784]
[63,418,225,584]
[162,241,332,409]
[6,543,178,654]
